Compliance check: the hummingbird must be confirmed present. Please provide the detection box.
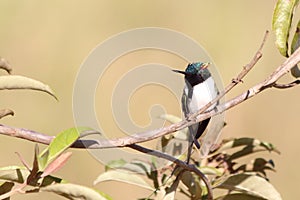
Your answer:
[173,62,219,151]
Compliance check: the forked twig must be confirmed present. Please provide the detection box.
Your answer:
[0,31,300,200]
[189,30,268,121]
[1,32,300,150]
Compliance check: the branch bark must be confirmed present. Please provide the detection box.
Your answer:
[1,32,300,150]
[0,31,299,200]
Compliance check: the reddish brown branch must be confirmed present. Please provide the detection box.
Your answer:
[0,31,299,200]
[1,32,300,150]
[129,144,213,200]
[189,30,268,120]
[273,80,300,89]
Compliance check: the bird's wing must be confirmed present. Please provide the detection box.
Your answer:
[181,85,190,117]
[182,85,201,148]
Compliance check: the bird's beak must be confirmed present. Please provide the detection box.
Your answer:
[202,62,211,69]
[172,69,186,75]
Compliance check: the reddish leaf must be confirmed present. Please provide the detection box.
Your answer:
[41,152,72,178]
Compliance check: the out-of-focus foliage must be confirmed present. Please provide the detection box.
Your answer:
[97,135,280,200]
[0,127,111,200]
[0,0,299,199]
[273,0,300,78]
[272,0,299,56]
[291,20,300,77]
[0,58,57,120]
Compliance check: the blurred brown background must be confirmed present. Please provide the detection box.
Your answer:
[0,1,298,199]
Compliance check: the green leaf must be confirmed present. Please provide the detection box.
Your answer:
[0,58,12,74]
[105,159,127,171]
[235,158,275,177]
[0,109,14,119]
[38,127,87,170]
[215,193,266,200]
[0,165,63,187]
[218,138,280,154]
[163,177,179,200]
[228,146,266,161]
[272,0,299,56]
[198,166,223,176]
[163,190,175,200]
[291,20,300,77]
[94,170,154,191]
[123,160,152,176]
[291,20,300,53]
[159,114,188,140]
[119,160,159,190]
[222,138,280,161]
[0,166,29,183]
[214,173,282,200]
[105,159,153,176]
[0,75,57,100]
[39,175,65,187]
[0,181,14,198]
[158,114,188,157]
[180,171,202,199]
[41,183,111,200]
[291,64,300,78]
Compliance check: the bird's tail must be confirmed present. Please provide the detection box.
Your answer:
[186,118,211,163]
[194,118,211,148]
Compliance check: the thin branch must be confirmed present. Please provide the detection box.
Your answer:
[1,32,300,150]
[273,80,300,89]
[0,31,298,200]
[0,124,54,145]
[15,152,31,171]
[189,30,268,120]
[0,32,299,150]
[0,125,211,199]
[184,30,267,164]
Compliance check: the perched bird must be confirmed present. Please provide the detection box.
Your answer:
[173,62,218,151]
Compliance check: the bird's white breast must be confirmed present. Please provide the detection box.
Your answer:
[184,77,217,113]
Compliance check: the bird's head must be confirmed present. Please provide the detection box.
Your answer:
[173,62,210,76]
